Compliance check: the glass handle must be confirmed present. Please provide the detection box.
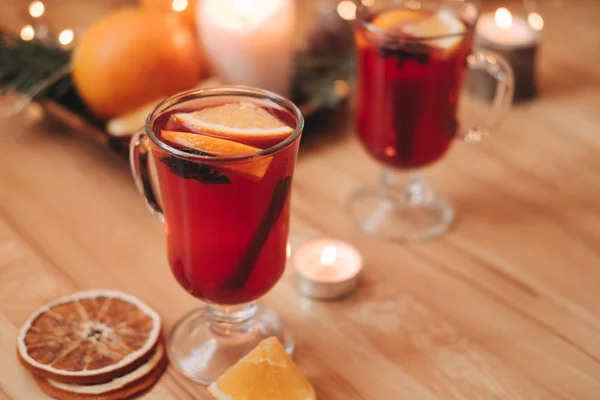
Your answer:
[459,49,515,142]
[130,129,164,223]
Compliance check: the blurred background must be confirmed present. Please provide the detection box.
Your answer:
[1,0,599,152]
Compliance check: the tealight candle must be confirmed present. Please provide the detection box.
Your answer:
[291,238,363,300]
[197,0,296,96]
[469,7,542,102]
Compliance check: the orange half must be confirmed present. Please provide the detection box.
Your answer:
[162,130,272,180]
[208,337,315,400]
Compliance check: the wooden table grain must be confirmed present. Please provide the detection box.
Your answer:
[2,1,600,399]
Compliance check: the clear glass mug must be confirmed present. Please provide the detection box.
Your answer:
[130,87,304,384]
[350,0,514,241]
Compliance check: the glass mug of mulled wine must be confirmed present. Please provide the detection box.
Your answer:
[130,87,303,384]
[351,0,514,241]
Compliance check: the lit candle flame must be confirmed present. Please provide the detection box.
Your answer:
[28,1,45,18]
[172,0,188,12]
[494,7,512,29]
[337,0,357,21]
[320,246,337,266]
[58,29,74,46]
[528,12,544,31]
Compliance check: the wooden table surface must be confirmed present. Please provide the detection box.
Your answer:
[2,1,600,399]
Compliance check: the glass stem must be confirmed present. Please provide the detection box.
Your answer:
[207,302,257,336]
[381,169,425,203]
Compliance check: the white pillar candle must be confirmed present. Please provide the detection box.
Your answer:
[197,0,296,97]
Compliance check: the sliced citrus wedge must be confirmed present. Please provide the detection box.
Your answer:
[106,100,157,137]
[405,9,465,51]
[34,343,167,400]
[208,337,315,400]
[162,130,272,180]
[17,290,162,385]
[172,102,294,148]
[372,9,424,32]
[162,129,262,156]
[105,77,227,138]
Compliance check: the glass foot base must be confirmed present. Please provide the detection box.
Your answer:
[167,304,295,385]
[349,172,455,242]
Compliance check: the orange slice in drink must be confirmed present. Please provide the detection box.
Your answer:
[372,9,464,52]
[172,102,294,149]
[371,9,424,32]
[162,130,272,180]
[17,290,162,385]
[405,10,465,51]
[208,337,315,400]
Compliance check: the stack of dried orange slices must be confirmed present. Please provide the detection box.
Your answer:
[16,290,166,399]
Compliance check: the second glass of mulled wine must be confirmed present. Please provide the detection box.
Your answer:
[351,0,514,241]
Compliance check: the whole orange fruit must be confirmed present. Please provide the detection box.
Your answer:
[139,0,197,30]
[72,8,202,119]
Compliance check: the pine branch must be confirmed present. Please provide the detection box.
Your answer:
[291,51,356,110]
[0,28,73,100]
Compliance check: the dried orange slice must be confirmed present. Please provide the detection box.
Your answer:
[208,337,315,400]
[172,102,294,148]
[17,290,162,385]
[162,130,272,180]
[33,343,167,400]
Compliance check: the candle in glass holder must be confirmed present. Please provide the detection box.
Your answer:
[469,7,542,102]
[197,0,296,96]
[291,238,363,300]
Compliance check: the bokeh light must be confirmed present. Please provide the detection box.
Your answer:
[58,29,74,46]
[172,0,188,12]
[28,1,45,18]
[20,25,35,41]
[494,7,513,29]
[337,0,357,21]
[528,12,544,31]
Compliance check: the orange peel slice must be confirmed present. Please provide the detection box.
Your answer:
[371,9,424,32]
[405,10,465,51]
[372,9,465,52]
[162,130,272,180]
[208,337,315,400]
[172,102,294,148]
